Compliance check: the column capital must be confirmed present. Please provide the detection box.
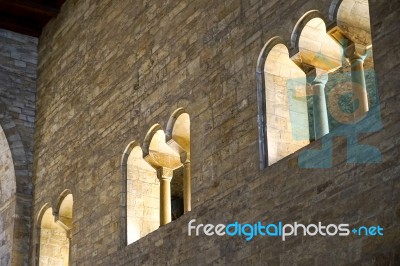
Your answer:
[157,167,173,181]
[305,67,328,86]
[345,43,367,61]
[180,151,190,164]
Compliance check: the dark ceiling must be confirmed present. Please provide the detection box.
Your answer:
[0,0,66,37]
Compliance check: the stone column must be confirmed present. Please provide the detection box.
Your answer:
[157,167,173,226]
[345,43,368,120]
[182,154,191,213]
[306,68,329,139]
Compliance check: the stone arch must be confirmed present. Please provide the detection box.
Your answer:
[329,0,344,22]
[256,36,285,169]
[336,0,371,46]
[122,141,159,245]
[0,116,30,195]
[257,38,310,167]
[290,10,327,56]
[143,125,182,225]
[36,203,70,266]
[166,108,191,213]
[0,114,31,265]
[0,123,16,266]
[142,126,182,170]
[55,191,73,234]
[294,17,342,71]
[327,0,377,123]
[166,108,190,152]
[55,189,73,211]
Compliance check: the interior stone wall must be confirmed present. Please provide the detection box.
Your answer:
[32,0,400,265]
[0,29,37,266]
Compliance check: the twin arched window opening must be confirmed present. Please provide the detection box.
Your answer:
[257,0,378,168]
[123,108,191,245]
[36,191,73,266]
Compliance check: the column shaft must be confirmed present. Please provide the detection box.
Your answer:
[350,55,368,117]
[159,168,172,226]
[307,69,329,139]
[312,82,329,139]
[183,160,191,212]
[346,44,368,120]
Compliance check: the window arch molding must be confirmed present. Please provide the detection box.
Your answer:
[256,36,286,169]
[34,203,51,266]
[165,108,191,213]
[120,140,160,247]
[120,140,140,247]
[329,0,344,22]
[290,10,328,56]
[142,124,163,159]
[35,191,74,266]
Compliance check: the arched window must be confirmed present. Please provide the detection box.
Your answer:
[166,109,191,214]
[123,142,160,245]
[293,15,342,140]
[258,40,310,166]
[56,192,73,238]
[257,0,380,168]
[328,0,377,123]
[37,205,70,266]
[123,109,191,244]
[143,125,183,226]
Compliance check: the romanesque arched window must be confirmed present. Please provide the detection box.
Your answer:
[36,191,73,266]
[166,108,191,215]
[258,40,310,166]
[123,142,160,245]
[37,207,67,265]
[143,125,184,226]
[256,0,379,168]
[122,108,191,245]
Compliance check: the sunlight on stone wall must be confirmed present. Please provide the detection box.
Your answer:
[126,146,160,244]
[39,208,69,266]
[264,44,309,165]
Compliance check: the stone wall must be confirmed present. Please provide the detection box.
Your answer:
[0,29,37,266]
[32,0,400,265]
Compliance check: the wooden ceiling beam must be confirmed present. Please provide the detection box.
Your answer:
[0,14,42,37]
[0,0,59,17]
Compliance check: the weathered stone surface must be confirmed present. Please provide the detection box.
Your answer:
[25,0,400,265]
[0,29,37,266]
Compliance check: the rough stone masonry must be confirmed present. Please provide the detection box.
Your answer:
[1,0,400,265]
